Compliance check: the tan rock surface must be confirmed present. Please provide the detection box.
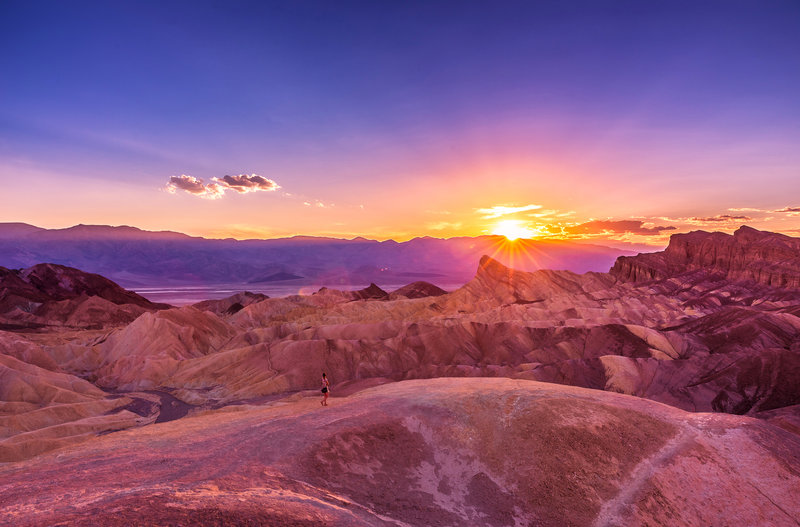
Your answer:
[0,353,144,462]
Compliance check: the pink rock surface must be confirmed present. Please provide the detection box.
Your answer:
[1,378,798,527]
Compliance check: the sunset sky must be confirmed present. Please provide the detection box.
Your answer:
[1,1,799,248]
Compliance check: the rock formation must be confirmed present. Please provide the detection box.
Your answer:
[612,225,800,287]
[387,281,448,300]
[192,291,268,315]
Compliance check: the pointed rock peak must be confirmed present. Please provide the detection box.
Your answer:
[733,225,777,242]
[477,255,512,276]
[356,283,388,299]
[389,281,447,299]
[734,225,759,235]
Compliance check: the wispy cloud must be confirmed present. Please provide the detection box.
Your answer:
[166,174,280,199]
[564,220,676,235]
[728,207,766,212]
[302,200,333,208]
[690,214,751,223]
[775,206,800,214]
[476,204,542,219]
[527,209,559,218]
[427,221,463,231]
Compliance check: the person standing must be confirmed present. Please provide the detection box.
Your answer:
[321,372,330,406]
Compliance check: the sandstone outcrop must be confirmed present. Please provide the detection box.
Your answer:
[612,225,800,287]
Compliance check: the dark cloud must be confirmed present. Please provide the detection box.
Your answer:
[213,174,280,193]
[564,220,676,235]
[166,173,279,199]
[691,215,751,222]
[775,207,800,213]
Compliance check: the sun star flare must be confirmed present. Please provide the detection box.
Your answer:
[492,220,537,241]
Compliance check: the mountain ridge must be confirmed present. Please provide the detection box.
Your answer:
[0,222,635,287]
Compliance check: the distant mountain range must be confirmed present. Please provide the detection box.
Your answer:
[0,223,633,287]
[0,222,634,287]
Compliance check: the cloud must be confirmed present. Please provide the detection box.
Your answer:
[564,220,676,235]
[775,206,800,213]
[165,175,225,199]
[301,200,330,208]
[165,173,280,199]
[213,174,280,194]
[690,214,751,222]
[476,204,542,219]
[527,209,559,218]
[728,207,766,212]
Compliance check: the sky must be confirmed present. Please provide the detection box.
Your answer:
[1,0,799,248]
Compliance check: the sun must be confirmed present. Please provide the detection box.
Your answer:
[491,219,536,241]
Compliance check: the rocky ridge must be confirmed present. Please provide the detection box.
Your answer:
[612,225,800,287]
[0,263,168,329]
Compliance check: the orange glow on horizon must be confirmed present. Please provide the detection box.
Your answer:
[491,220,537,241]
